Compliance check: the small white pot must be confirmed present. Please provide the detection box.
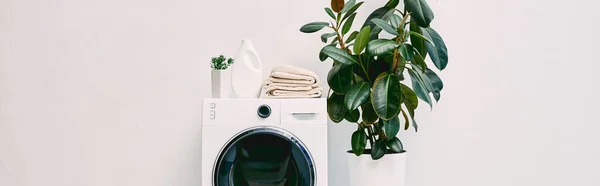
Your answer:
[211,69,232,98]
[347,151,407,186]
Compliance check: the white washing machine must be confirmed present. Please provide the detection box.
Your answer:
[201,98,328,186]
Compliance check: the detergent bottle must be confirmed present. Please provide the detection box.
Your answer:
[231,39,263,98]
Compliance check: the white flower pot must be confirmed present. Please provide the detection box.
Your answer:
[211,69,232,98]
[347,151,407,186]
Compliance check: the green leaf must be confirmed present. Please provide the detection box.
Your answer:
[345,108,360,122]
[383,116,400,138]
[328,63,354,94]
[353,26,371,55]
[351,129,367,156]
[411,51,427,72]
[404,0,434,27]
[386,137,404,153]
[422,27,448,70]
[321,33,337,43]
[342,2,364,21]
[331,0,345,12]
[319,44,334,62]
[345,31,359,43]
[424,69,443,102]
[321,46,357,65]
[300,22,330,33]
[371,140,386,160]
[371,73,402,120]
[390,14,402,28]
[341,0,355,13]
[385,0,400,8]
[400,83,419,110]
[342,13,356,35]
[409,31,433,44]
[344,82,371,111]
[367,39,399,56]
[371,18,398,35]
[361,102,378,124]
[327,93,347,123]
[325,8,336,19]
[410,21,427,58]
[408,107,418,132]
[408,68,432,108]
[361,7,394,40]
[398,44,415,61]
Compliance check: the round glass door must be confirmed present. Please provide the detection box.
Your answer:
[213,127,315,186]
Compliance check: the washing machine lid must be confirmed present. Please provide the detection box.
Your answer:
[213,126,315,186]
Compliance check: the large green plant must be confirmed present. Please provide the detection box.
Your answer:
[300,0,448,160]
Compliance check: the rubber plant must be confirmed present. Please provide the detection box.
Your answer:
[300,0,448,160]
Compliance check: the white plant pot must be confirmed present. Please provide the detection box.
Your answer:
[347,151,407,186]
[211,69,232,98]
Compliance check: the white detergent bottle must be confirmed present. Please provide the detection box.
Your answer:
[231,39,263,98]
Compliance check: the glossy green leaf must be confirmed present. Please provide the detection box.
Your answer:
[327,93,347,123]
[383,116,400,138]
[325,8,336,19]
[351,129,367,156]
[345,108,360,122]
[424,69,443,102]
[345,31,359,43]
[361,102,378,124]
[331,0,345,12]
[371,18,398,35]
[361,7,394,40]
[353,26,371,55]
[400,83,419,109]
[342,13,356,35]
[342,2,364,21]
[371,73,402,120]
[344,82,371,111]
[328,63,353,94]
[367,39,399,56]
[321,33,337,43]
[386,137,404,153]
[371,140,386,160]
[404,0,434,27]
[407,107,418,132]
[398,44,415,61]
[385,0,400,8]
[341,0,355,13]
[322,46,357,65]
[409,31,433,44]
[411,51,427,72]
[422,27,448,70]
[300,22,330,33]
[408,68,432,108]
[319,44,336,61]
[390,14,402,28]
[410,21,427,58]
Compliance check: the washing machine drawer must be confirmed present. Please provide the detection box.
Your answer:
[281,99,326,125]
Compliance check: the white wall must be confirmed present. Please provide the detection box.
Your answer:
[1,0,600,186]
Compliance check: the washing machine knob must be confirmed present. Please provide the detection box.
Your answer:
[257,104,271,118]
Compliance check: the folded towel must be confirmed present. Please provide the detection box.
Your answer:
[264,86,323,98]
[270,65,320,85]
[263,65,322,98]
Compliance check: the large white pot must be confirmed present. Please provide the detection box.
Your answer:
[347,151,407,186]
[211,69,232,98]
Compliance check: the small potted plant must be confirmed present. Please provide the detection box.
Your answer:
[300,0,448,185]
[211,55,234,98]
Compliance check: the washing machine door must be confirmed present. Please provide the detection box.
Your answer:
[213,126,315,186]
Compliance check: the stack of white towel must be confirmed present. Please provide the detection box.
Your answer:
[263,65,323,98]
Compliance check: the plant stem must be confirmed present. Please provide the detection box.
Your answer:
[366,126,375,149]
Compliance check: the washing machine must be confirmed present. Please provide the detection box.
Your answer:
[201,98,328,186]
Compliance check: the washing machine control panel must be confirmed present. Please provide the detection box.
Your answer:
[209,103,216,120]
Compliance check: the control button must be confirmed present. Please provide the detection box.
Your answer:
[257,104,271,118]
[210,103,216,109]
[209,110,215,119]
